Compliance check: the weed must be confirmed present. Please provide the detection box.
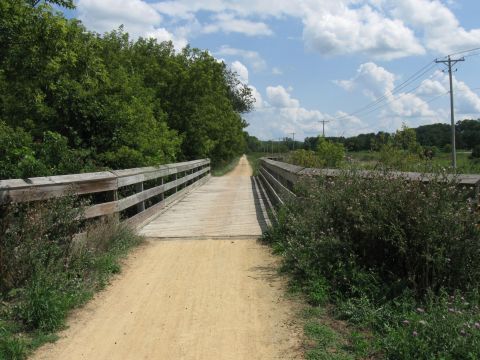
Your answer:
[0,198,143,359]
[266,168,480,358]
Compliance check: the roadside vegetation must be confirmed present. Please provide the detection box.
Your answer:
[245,152,268,176]
[264,163,480,359]
[280,123,480,174]
[211,156,241,177]
[0,198,143,359]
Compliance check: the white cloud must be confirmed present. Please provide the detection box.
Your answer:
[334,62,396,99]
[78,0,480,61]
[302,2,425,60]
[249,85,264,109]
[389,0,480,54]
[216,46,267,72]
[78,0,162,34]
[203,13,273,36]
[266,86,300,108]
[77,0,187,49]
[230,61,249,83]
[335,62,438,126]
[246,85,369,139]
[417,70,480,114]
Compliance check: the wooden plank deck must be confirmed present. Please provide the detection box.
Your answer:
[139,156,266,240]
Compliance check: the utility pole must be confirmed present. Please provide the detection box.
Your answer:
[435,55,465,169]
[291,132,295,151]
[319,119,330,137]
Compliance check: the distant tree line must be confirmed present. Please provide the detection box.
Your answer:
[303,120,480,152]
[0,0,254,179]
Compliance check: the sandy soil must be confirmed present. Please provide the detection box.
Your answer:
[31,156,302,360]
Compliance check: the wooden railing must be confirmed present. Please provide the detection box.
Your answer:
[258,157,480,207]
[0,159,211,228]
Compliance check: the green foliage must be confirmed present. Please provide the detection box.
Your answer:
[288,149,322,168]
[0,334,26,360]
[0,198,143,358]
[287,138,345,168]
[0,121,47,179]
[376,124,425,171]
[0,1,252,179]
[19,272,69,331]
[265,171,480,358]
[316,137,345,167]
[310,120,480,153]
[393,124,423,154]
[470,145,480,159]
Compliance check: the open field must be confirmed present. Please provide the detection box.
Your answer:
[348,150,480,173]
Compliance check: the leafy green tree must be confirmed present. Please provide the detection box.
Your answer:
[316,137,345,167]
[27,0,75,9]
[0,1,252,179]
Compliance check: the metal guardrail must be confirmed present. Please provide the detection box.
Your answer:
[0,159,211,228]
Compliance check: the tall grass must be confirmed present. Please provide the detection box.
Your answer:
[265,170,480,359]
[0,198,143,359]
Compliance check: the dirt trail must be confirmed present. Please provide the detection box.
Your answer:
[32,156,302,360]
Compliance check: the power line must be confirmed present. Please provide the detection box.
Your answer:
[446,47,480,57]
[337,70,440,122]
[334,62,439,121]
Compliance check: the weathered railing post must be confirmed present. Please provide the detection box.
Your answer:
[135,182,145,213]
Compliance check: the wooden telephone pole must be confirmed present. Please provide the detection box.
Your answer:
[435,55,465,169]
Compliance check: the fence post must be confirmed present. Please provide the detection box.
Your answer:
[135,182,145,213]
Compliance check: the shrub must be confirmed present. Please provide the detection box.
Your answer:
[0,196,83,293]
[265,170,480,358]
[316,138,345,168]
[0,196,142,358]
[288,149,322,168]
[470,145,480,159]
[287,138,345,169]
[266,171,480,298]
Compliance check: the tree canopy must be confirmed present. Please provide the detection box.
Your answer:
[0,0,254,179]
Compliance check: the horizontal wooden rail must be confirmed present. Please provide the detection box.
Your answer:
[258,157,480,206]
[0,159,211,227]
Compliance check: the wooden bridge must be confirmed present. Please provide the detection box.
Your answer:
[1,156,479,359]
[0,156,301,360]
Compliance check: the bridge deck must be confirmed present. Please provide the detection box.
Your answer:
[140,156,265,239]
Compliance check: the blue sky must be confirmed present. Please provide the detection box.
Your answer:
[64,0,480,140]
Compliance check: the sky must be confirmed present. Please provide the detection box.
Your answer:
[63,0,480,140]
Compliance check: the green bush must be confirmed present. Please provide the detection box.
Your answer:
[265,170,480,358]
[316,137,345,168]
[470,145,480,159]
[0,196,83,293]
[267,171,480,297]
[0,197,143,358]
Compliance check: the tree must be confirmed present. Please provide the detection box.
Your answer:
[0,1,253,178]
[27,0,75,9]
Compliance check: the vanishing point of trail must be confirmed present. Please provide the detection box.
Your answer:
[32,156,302,360]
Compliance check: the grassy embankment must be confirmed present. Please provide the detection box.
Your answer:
[0,198,143,360]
